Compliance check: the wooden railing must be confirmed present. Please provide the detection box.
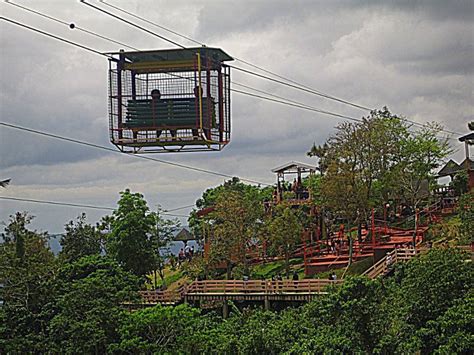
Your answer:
[139,246,471,305]
[139,284,186,304]
[186,279,343,295]
[363,248,417,278]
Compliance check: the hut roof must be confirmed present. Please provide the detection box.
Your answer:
[459,132,474,143]
[271,161,316,174]
[437,159,462,177]
[174,228,195,242]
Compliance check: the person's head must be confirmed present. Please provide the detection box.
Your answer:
[151,89,161,99]
[193,86,203,97]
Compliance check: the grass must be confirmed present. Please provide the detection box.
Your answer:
[251,258,304,279]
[346,257,373,276]
[145,267,188,290]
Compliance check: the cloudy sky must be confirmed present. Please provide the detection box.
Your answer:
[1,0,473,234]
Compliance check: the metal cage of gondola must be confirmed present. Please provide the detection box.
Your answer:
[108,47,233,153]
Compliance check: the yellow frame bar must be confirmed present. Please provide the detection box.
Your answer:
[197,52,203,133]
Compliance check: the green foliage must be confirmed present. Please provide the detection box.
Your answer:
[314,108,411,223]
[458,192,474,244]
[414,293,474,354]
[207,188,264,277]
[426,216,462,243]
[1,207,471,354]
[150,206,180,287]
[106,189,157,278]
[59,213,102,263]
[0,212,55,353]
[394,248,472,329]
[311,108,451,226]
[268,205,303,278]
[397,122,452,208]
[450,170,469,195]
[188,177,272,241]
[346,256,373,275]
[47,255,140,353]
[376,248,473,353]
[109,304,201,353]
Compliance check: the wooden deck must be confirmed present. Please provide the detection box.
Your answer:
[184,279,342,302]
[137,247,472,308]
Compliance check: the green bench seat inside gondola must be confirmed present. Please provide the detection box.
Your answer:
[124,98,215,129]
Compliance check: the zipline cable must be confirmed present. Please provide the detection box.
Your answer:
[0,16,111,58]
[1,15,458,137]
[99,0,203,46]
[164,204,196,212]
[80,0,185,49]
[97,0,371,112]
[4,0,139,50]
[93,0,463,136]
[0,122,271,186]
[85,0,462,135]
[0,196,189,217]
[0,15,363,124]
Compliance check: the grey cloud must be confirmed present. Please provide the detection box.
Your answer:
[1,0,473,234]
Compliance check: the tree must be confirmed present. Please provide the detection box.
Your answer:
[107,189,156,278]
[450,170,469,195]
[375,248,473,353]
[268,205,303,278]
[413,295,474,354]
[109,304,201,353]
[0,212,56,353]
[188,177,272,242]
[59,213,102,263]
[458,192,474,244]
[309,108,451,239]
[311,108,410,230]
[47,255,139,353]
[396,123,452,231]
[208,189,263,278]
[151,206,179,288]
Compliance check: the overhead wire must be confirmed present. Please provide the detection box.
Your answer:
[4,0,139,51]
[229,65,372,111]
[79,0,185,49]
[0,14,363,124]
[1,9,457,147]
[0,196,189,217]
[3,2,459,135]
[90,0,463,137]
[99,0,203,46]
[0,16,111,58]
[164,204,196,212]
[0,122,271,186]
[231,88,361,122]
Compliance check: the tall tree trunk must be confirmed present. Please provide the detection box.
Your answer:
[226,260,232,279]
[285,250,290,279]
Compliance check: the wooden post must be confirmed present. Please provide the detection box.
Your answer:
[349,234,353,266]
[223,301,229,319]
[413,208,419,249]
[371,208,376,249]
[264,297,271,311]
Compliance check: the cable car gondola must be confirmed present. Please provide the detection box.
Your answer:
[108,47,233,153]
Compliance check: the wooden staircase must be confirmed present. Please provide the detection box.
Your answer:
[363,248,417,278]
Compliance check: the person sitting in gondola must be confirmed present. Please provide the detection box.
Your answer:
[150,89,162,139]
[191,86,202,139]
